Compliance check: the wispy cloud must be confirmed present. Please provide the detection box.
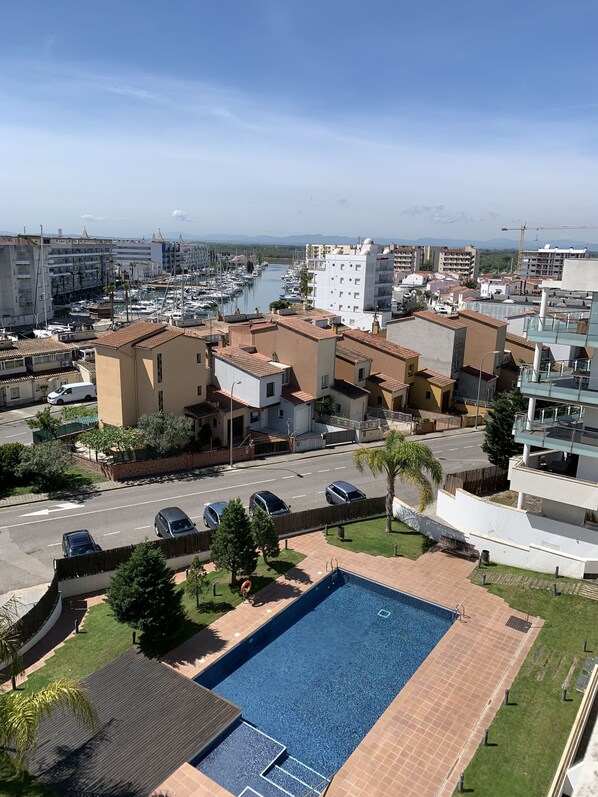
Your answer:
[81,214,106,222]
[171,209,194,222]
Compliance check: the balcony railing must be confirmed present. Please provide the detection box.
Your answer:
[513,406,598,456]
[524,313,598,345]
[519,359,598,404]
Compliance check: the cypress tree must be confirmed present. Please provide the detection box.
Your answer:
[210,498,257,586]
[251,507,280,565]
[481,387,528,469]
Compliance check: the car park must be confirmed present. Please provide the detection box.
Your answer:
[203,501,229,530]
[62,529,102,558]
[325,480,367,505]
[154,507,197,538]
[249,490,291,517]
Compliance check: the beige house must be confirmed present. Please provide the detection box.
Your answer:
[94,322,209,428]
[458,309,507,375]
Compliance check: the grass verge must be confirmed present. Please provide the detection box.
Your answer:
[453,583,597,796]
[325,516,434,560]
[0,467,106,500]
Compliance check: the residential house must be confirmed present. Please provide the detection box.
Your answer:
[94,322,209,429]
[386,311,467,380]
[457,309,507,375]
[410,369,455,414]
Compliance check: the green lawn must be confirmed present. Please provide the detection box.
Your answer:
[0,467,106,500]
[325,516,434,560]
[474,560,580,584]
[22,549,305,692]
[0,753,56,797]
[453,583,597,796]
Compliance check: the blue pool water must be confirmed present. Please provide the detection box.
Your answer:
[196,571,454,788]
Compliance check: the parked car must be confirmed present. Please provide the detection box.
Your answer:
[47,381,96,405]
[203,501,228,530]
[325,480,367,505]
[62,529,102,558]
[249,491,291,517]
[154,507,197,538]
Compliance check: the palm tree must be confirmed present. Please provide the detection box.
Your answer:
[0,600,100,769]
[353,430,443,533]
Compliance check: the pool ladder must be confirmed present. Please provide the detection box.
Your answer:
[455,603,465,622]
[326,557,340,584]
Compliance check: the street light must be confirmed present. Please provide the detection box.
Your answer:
[229,380,241,468]
[475,350,499,431]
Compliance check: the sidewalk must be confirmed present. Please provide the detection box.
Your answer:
[0,425,482,509]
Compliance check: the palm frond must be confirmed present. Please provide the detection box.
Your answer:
[399,468,434,513]
[0,598,23,677]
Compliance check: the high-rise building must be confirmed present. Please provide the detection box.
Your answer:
[520,244,588,279]
[305,243,356,260]
[436,246,480,281]
[308,238,393,330]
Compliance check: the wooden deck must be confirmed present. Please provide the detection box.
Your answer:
[30,648,241,797]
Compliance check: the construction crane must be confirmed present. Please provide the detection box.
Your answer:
[500,223,598,273]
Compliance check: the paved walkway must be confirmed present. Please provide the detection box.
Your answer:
[155,533,542,797]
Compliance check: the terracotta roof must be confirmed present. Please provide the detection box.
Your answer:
[343,329,419,360]
[367,373,409,393]
[335,345,371,364]
[457,309,508,329]
[275,315,338,340]
[505,331,535,349]
[206,385,250,412]
[460,366,497,380]
[332,378,370,399]
[0,338,78,359]
[0,367,80,386]
[94,322,167,349]
[416,369,455,388]
[213,347,283,378]
[134,328,184,349]
[413,310,468,330]
[281,386,315,405]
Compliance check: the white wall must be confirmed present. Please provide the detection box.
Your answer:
[213,359,281,408]
[437,489,598,578]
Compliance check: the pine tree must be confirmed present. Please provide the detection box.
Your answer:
[107,541,185,639]
[185,556,208,608]
[251,508,280,565]
[210,498,257,586]
[481,387,528,469]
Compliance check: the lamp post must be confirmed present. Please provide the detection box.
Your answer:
[229,380,241,468]
[475,350,499,431]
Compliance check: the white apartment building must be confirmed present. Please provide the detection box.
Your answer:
[309,238,393,330]
[305,243,357,260]
[112,233,181,277]
[436,246,480,280]
[520,244,588,279]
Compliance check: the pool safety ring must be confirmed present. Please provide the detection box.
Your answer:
[240,579,252,598]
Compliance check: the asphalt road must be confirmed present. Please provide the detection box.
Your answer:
[0,431,488,595]
[0,402,98,445]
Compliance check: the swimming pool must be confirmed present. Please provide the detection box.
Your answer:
[195,570,455,793]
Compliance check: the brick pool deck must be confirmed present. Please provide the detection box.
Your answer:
[156,532,542,797]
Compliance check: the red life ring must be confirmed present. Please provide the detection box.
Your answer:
[240,579,252,595]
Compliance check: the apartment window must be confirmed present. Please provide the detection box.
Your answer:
[196,352,202,364]
[158,390,164,411]
[339,291,343,297]
[335,403,341,413]
[212,418,217,428]
[10,387,20,400]
[425,390,431,400]
[266,381,275,397]
[321,375,329,389]
[355,278,361,284]
[278,409,284,419]
[355,264,362,271]
[408,364,414,377]
[354,292,359,298]
[358,367,364,381]
[157,353,163,384]
[197,385,202,396]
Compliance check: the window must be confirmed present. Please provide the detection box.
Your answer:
[408,364,415,377]
[10,387,20,399]
[197,385,202,396]
[321,374,329,389]
[158,390,163,411]
[355,278,361,284]
[266,381,275,397]
[335,403,341,413]
[157,353,163,384]
[196,352,202,364]
[358,367,364,381]
[212,418,217,428]
[377,395,383,405]
[425,390,431,400]
[278,409,284,419]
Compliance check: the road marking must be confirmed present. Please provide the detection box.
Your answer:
[103,531,121,536]
[432,451,443,454]
[317,469,330,473]
[47,542,61,547]
[448,448,458,451]
[292,494,306,499]
[5,433,25,439]
[1,478,278,531]
[282,475,295,479]
[334,466,346,470]
[302,472,311,476]
[20,501,84,518]
[464,445,474,449]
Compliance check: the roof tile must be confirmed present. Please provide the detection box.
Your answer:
[343,329,419,360]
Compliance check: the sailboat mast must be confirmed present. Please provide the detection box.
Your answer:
[40,225,48,328]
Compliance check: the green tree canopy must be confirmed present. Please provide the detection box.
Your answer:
[185,556,208,608]
[16,440,72,491]
[25,407,61,440]
[210,498,257,585]
[353,430,443,533]
[137,411,194,455]
[107,541,185,640]
[481,387,527,469]
[0,442,26,487]
[316,395,336,417]
[251,507,280,565]
[79,425,144,457]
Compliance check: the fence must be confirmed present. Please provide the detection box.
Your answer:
[443,464,509,497]
[434,416,462,431]
[9,572,60,647]
[315,414,380,431]
[253,439,291,457]
[32,415,99,445]
[273,496,386,536]
[368,407,413,423]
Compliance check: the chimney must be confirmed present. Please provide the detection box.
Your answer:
[371,313,380,335]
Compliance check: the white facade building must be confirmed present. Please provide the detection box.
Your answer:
[309,239,393,330]
[436,246,480,280]
[520,244,588,279]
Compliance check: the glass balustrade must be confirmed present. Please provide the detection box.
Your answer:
[519,359,598,404]
[524,314,598,346]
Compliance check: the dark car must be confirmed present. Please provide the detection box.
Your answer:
[203,501,228,530]
[325,480,367,505]
[62,529,102,558]
[249,490,291,517]
[154,507,197,538]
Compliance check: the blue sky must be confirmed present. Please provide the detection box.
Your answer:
[2,0,598,243]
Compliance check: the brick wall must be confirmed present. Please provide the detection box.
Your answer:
[104,445,254,481]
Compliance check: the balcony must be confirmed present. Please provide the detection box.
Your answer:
[519,359,598,406]
[513,407,598,458]
[524,314,598,347]
[508,456,598,510]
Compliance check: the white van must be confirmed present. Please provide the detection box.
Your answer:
[47,382,96,405]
